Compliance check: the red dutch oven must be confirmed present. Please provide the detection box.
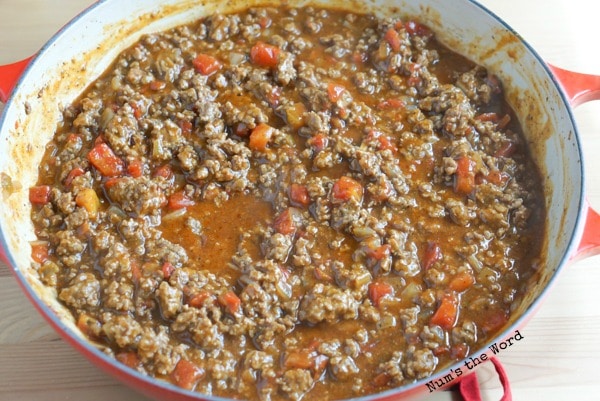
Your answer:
[1,0,600,400]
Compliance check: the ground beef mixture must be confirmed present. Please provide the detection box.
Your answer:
[29,6,545,401]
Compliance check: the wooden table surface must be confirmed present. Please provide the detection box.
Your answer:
[1,0,600,400]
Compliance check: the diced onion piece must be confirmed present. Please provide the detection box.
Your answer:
[276,278,293,300]
[400,282,422,302]
[377,315,397,329]
[228,52,246,65]
[467,254,483,271]
[163,207,188,221]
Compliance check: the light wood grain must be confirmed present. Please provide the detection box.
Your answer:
[1,1,600,400]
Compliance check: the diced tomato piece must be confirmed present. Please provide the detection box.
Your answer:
[273,207,298,235]
[422,241,442,270]
[87,142,125,177]
[127,159,144,178]
[168,191,195,210]
[289,184,310,207]
[366,244,391,261]
[307,133,329,152]
[368,281,394,307]
[497,114,511,130]
[376,135,398,153]
[306,339,321,352]
[331,176,363,203]
[187,290,214,308]
[149,80,167,91]
[481,309,509,335]
[233,122,250,137]
[29,185,51,205]
[372,372,392,388]
[384,28,402,52]
[377,98,405,110]
[264,86,281,108]
[171,359,205,391]
[218,290,242,314]
[476,112,500,123]
[131,260,142,283]
[449,271,475,292]
[476,112,510,129]
[162,262,176,280]
[404,20,432,37]
[258,16,272,29]
[451,343,470,360]
[495,141,517,158]
[192,53,222,76]
[327,83,346,103]
[103,177,122,190]
[250,41,280,68]
[130,101,144,120]
[31,242,50,264]
[430,292,459,330]
[433,345,450,357]
[64,167,86,187]
[248,123,274,152]
[179,119,193,136]
[454,156,476,194]
[153,164,174,180]
[116,351,141,369]
[486,170,510,186]
[407,75,422,87]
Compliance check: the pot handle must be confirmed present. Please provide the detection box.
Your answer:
[0,242,9,266]
[549,64,600,107]
[571,202,600,261]
[549,64,600,260]
[0,57,33,267]
[0,57,32,103]
[455,357,512,401]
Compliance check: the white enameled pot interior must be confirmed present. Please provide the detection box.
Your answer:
[0,0,584,399]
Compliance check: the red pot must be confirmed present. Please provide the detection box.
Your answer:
[1,0,600,400]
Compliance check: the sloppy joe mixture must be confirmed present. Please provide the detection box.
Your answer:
[29,5,545,401]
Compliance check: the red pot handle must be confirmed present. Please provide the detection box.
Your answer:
[456,357,512,401]
[0,57,32,103]
[549,64,600,260]
[0,57,33,266]
[549,64,600,107]
[572,202,600,261]
[0,243,8,266]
